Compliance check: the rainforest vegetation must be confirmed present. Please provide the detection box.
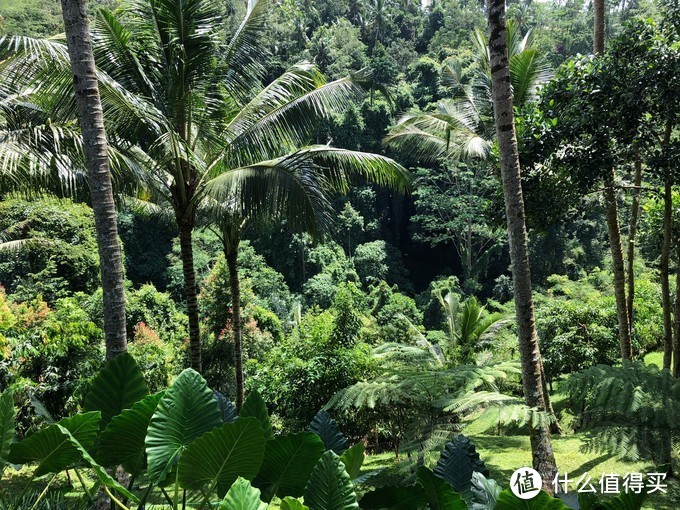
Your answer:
[0,0,679,508]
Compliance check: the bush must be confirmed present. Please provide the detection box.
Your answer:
[128,322,177,393]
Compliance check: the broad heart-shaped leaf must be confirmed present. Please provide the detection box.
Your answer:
[307,410,348,455]
[433,435,489,498]
[56,424,139,503]
[253,432,325,502]
[84,352,149,427]
[240,391,273,440]
[339,443,364,480]
[360,485,427,509]
[417,466,467,510]
[0,390,15,468]
[219,477,268,510]
[469,472,502,509]
[280,497,310,510]
[8,411,101,476]
[146,369,222,484]
[178,417,265,498]
[28,392,54,424]
[96,392,163,476]
[304,451,358,510]
[215,391,238,423]
[495,489,571,509]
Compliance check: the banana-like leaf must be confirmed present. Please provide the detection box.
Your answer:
[240,391,273,440]
[308,410,348,455]
[178,417,265,497]
[146,369,222,484]
[215,391,238,423]
[304,451,358,510]
[281,497,310,510]
[417,466,467,510]
[253,432,325,502]
[8,411,101,476]
[84,352,149,427]
[339,443,364,480]
[360,485,427,509]
[56,424,139,503]
[96,392,163,476]
[495,489,571,509]
[0,390,15,468]
[218,477,268,510]
[433,435,489,498]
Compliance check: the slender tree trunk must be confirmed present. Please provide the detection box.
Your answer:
[61,0,126,360]
[593,0,605,55]
[225,239,244,412]
[673,236,680,378]
[603,172,633,360]
[487,0,558,488]
[179,220,202,371]
[661,120,674,370]
[540,360,562,435]
[593,4,631,360]
[626,149,642,325]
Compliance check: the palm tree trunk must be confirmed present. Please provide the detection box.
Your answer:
[593,0,605,54]
[661,120,674,370]
[179,220,202,372]
[61,0,126,360]
[225,239,244,412]
[674,236,680,378]
[603,172,633,360]
[487,0,558,487]
[626,149,642,324]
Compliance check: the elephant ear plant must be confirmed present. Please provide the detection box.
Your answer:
[0,354,650,509]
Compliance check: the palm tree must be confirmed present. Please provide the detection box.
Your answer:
[1,0,408,371]
[201,146,407,409]
[487,0,558,486]
[60,0,128,360]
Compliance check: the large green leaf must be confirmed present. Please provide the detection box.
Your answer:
[307,410,348,455]
[417,466,467,510]
[215,391,238,423]
[433,435,489,498]
[96,392,163,476]
[578,490,647,510]
[495,489,571,509]
[219,477,268,510]
[240,391,273,440]
[146,369,222,484]
[84,352,149,427]
[304,451,358,510]
[469,472,502,510]
[56,424,139,503]
[254,432,325,502]
[339,443,364,480]
[0,390,15,468]
[281,497,310,510]
[360,486,427,509]
[178,417,265,497]
[8,412,101,476]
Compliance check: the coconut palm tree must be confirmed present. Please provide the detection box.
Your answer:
[0,0,408,371]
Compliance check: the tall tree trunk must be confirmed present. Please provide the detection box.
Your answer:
[661,120,674,370]
[61,0,126,360]
[179,220,202,371]
[225,239,244,412]
[593,0,605,54]
[673,236,680,378]
[626,149,642,325]
[603,173,633,360]
[487,0,558,487]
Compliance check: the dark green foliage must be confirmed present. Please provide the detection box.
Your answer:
[0,389,14,469]
[360,485,427,509]
[240,391,274,441]
[303,451,359,510]
[308,410,349,455]
[495,489,571,509]
[215,391,238,423]
[433,435,489,498]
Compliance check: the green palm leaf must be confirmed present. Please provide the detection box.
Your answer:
[145,369,222,484]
